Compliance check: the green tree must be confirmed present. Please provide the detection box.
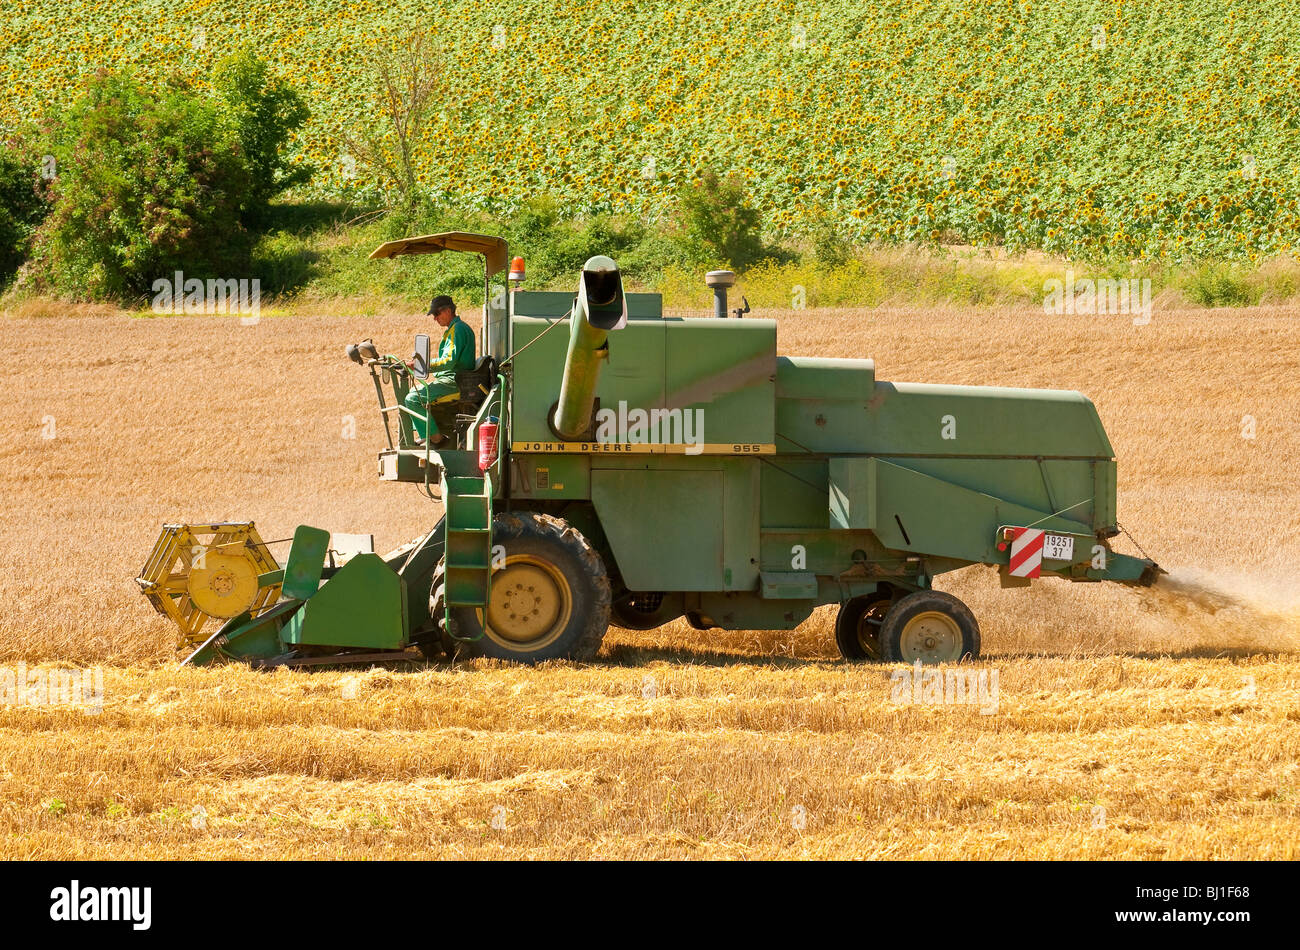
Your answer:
[211,48,312,225]
[345,30,442,213]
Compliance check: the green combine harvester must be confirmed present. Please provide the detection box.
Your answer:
[138,232,1161,668]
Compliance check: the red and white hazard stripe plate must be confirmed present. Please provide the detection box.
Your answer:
[1008,528,1045,578]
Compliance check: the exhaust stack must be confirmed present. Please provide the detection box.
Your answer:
[706,270,735,319]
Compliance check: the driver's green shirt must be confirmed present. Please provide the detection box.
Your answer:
[429,316,476,381]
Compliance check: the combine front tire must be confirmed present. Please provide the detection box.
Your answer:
[434,512,611,664]
[416,563,451,660]
[878,590,980,664]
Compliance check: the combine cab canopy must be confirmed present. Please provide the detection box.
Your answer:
[369,231,508,277]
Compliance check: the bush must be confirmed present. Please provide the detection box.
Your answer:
[0,146,51,288]
[676,170,769,271]
[33,72,254,300]
[1181,264,1260,308]
[18,54,311,301]
[807,213,854,268]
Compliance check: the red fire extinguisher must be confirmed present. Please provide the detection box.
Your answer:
[478,418,499,472]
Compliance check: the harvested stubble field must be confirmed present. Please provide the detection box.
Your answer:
[0,302,1297,859]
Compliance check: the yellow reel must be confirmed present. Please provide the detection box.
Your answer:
[136,523,283,647]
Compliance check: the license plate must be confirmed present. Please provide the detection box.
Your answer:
[1043,533,1075,561]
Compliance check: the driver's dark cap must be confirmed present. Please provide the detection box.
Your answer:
[428,295,456,316]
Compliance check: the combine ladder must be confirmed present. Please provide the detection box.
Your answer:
[442,471,493,636]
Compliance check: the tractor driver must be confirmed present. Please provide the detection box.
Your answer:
[404,294,476,445]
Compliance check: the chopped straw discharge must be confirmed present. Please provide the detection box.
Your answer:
[1143,569,1300,654]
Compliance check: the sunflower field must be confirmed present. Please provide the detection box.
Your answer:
[3,0,1299,261]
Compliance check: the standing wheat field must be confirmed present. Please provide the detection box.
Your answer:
[0,303,1296,858]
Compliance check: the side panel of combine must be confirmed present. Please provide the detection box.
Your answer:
[591,458,760,591]
[662,319,776,447]
[828,457,1088,562]
[769,355,1127,580]
[593,468,725,589]
[282,554,407,650]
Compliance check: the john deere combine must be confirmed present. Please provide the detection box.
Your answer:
[139,231,1160,667]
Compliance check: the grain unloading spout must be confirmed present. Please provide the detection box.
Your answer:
[551,255,626,440]
[1097,552,1164,587]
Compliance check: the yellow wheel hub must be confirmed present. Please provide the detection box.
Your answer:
[898,610,964,663]
[482,556,572,651]
[187,551,260,618]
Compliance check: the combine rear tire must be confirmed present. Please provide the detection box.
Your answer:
[609,591,683,630]
[434,512,610,664]
[878,590,980,664]
[834,594,892,661]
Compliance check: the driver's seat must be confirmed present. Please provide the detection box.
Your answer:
[455,356,498,405]
[428,357,498,446]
